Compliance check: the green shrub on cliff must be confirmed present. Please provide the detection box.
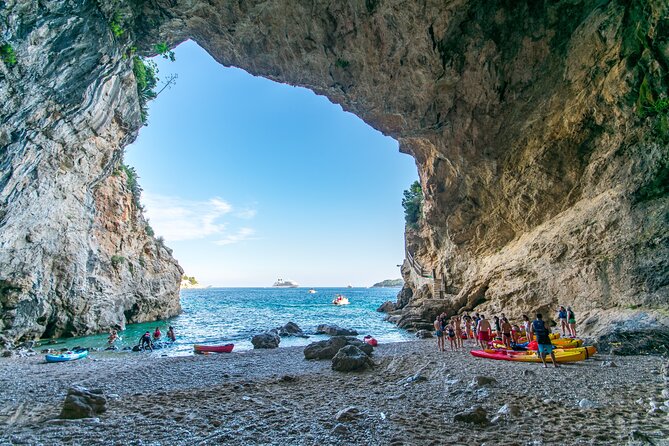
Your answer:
[154,42,176,61]
[0,43,17,67]
[121,164,142,206]
[109,12,125,38]
[132,57,158,125]
[402,181,423,228]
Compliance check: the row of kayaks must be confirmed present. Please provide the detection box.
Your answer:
[471,333,596,363]
[471,345,596,363]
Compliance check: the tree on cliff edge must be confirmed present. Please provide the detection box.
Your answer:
[402,181,423,228]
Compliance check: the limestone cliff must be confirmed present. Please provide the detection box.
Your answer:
[0,0,667,351]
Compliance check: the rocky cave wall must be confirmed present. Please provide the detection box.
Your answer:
[0,0,667,350]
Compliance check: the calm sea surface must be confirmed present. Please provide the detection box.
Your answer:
[41,287,412,355]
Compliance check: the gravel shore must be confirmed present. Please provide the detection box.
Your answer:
[1,339,668,445]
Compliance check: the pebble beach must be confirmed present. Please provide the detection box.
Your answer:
[1,339,668,445]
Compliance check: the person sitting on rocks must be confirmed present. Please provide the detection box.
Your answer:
[107,329,118,346]
[476,315,492,349]
[530,313,558,368]
[166,326,176,342]
[139,331,153,351]
[433,316,444,352]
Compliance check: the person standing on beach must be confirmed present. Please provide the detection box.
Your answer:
[453,315,463,349]
[557,306,568,336]
[493,316,502,340]
[477,315,492,349]
[522,314,532,343]
[434,316,444,352]
[530,313,558,368]
[567,307,577,338]
[447,320,456,351]
[463,314,473,341]
[501,317,513,349]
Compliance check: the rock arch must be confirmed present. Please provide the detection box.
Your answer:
[0,0,667,350]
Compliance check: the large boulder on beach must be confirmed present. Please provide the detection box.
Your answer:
[332,345,374,372]
[252,332,280,349]
[274,322,308,338]
[60,386,107,419]
[416,329,433,339]
[376,301,396,313]
[315,324,358,336]
[304,336,372,360]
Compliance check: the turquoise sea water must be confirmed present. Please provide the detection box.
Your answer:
[40,287,412,356]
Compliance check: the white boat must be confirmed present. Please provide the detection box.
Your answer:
[333,294,350,305]
[308,289,316,294]
[273,279,299,288]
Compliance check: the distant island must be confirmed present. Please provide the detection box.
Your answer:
[181,275,204,289]
[371,278,403,288]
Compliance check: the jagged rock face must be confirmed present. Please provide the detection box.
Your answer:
[0,0,667,347]
[0,0,181,341]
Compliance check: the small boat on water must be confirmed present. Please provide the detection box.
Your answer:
[45,349,88,363]
[333,294,350,305]
[308,289,316,294]
[194,343,234,354]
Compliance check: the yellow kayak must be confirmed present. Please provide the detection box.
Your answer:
[472,346,596,363]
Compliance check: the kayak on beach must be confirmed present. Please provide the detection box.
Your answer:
[194,343,234,354]
[471,345,596,363]
[45,349,89,363]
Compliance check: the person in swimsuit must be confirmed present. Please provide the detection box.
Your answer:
[566,307,577,337]
[476,315,492,349]
[530,313,558,368]
[557,306,568,336]
[153,327,162,341]
[166,326,176,342]
[139,331,153,351]
[463,314,473,341]
[447,321,456,351]
[501,317,513,349]
[453,315,463,349]
[493,316,502,340]
[511,324,521,344]
[433,316,444,352]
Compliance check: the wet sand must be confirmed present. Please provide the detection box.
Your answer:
[0,339,668,445]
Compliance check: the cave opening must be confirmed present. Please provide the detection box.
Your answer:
[124,40,418,288]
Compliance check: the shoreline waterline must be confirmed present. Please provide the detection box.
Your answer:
[37,287,412,355]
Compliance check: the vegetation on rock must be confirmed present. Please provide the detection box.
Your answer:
[182,275,198,285]
[402,181,423,228]
[0,43,16,67]
[120,164,142,207]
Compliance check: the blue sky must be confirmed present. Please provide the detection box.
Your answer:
[125,40,417,287]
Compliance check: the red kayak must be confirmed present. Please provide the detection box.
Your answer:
[363,336,378,347]
[194,343,234,353]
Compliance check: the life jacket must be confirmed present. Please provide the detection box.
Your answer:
[532,320,551,344]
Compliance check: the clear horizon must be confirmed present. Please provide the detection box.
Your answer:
[125,40,417,287]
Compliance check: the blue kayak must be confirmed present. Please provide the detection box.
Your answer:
[45,350,88,363]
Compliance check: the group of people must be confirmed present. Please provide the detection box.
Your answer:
[433,306,578,368]
[107,326,176,351]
